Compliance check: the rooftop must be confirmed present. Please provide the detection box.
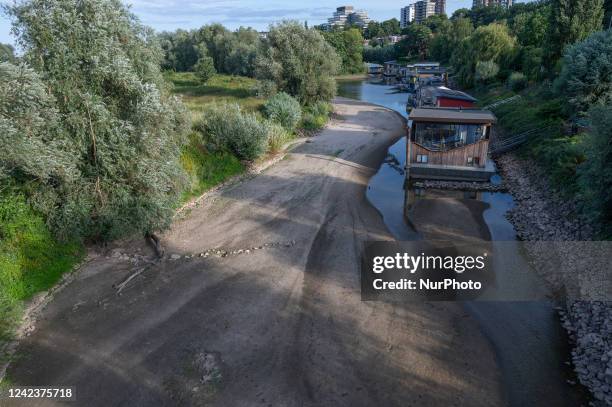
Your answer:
[432,87,477,102]
[409,108,496,124]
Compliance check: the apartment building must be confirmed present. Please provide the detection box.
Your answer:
[327,6,371,29]
[400,4,416,28]
[401,0,445,28]
[472,0,513,8]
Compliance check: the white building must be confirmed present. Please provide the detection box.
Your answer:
[327,6,370,29]
[414,0,436,24]
[400,4,415,28]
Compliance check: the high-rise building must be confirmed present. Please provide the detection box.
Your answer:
[472,0,513,9]
[414,0,436,24]
[401,0,445,28]
[400,4,416,28]
[327,6,370,29]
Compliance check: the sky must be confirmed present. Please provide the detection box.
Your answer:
[0,0,480,46]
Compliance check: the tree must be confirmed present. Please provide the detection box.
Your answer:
[363,44,397,64]
[511,5,549,47]
[159,29,198,71]
[381,18,401,36]
[195,55,216,83]
[579,105,612,237]
[6,0,189,241]
[424,14,449,34]
[450,23,516,87]
[555,30,612,114]
[452,8,471,20]
[0,43,15,63]
[430,17,473,63]
[396,24,432,60]
[469,5,508,26]
[546,0,604,64]
[322,28,364,74]
[256,21,340,105]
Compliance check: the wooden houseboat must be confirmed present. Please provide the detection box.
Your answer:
[406,108,496,181]
[413,86,477,109]
[384,61,402,77]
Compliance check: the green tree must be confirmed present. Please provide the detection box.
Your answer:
[555,29,612,114]
[430,17,473,63]
[195,55,216,83]
[0,43,15,63]
[6,0,189,241]
[159,29,198,71]
[469,5,508,26]
[396,24,432,60]
[322,28,364,74]
[475,60,500,83]
[546,0,604,64]
[424,14,449,34]
[256,21,340,105]
[381,18,401,36]
[511,5,549,47]
[452,8,471,20]
[579,105,612,237]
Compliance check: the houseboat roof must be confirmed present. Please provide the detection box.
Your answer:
[432,87,477,102]
[409,108,496,124]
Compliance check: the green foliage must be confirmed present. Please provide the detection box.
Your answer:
[396,24,432,60]
[0,43,15,63]
[267,123,294,153]
[579,105,612,236]
[555,30,612,114]
[507,71,527,91]
[0,191,82,341]
[430,17,474,63]
[159,25,261,76]
[365,19,401,39]
[179,132,244,202]
[6,0,190,241]
[546,0,604,64]
[196,103,268,161]
[475,60,500,83]
[451,23,516,87]
[363,44,397,64]
[264,92,302,132]
[300,102,332,131]
[469,5,508,26]
[256,21,340,105]
[322,28,364,74]
[512,5,549,47]
[194,55,216,83]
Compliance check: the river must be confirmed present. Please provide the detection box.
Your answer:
[337,77,588,407]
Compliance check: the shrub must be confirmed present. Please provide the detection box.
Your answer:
[197,103,268,161]
[264,92,302,131]
[267,123,293,153]
[309,101,332,117]
[555,30,612,114]
[475,60,500,84]
[254,80,277,99]
[507,72,527,91]
[301,113,328,131]
[194,56,216,83]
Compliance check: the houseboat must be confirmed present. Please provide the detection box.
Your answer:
[413,86,477,109]
[366,63,383,75]
[384,61,402,77]
[406,108,496,181]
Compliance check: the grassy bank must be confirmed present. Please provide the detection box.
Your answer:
[475,83,584,195]
[0,192,83,343]
[165,72,263,114]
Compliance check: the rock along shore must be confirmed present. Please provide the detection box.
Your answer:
[496,154,612,407]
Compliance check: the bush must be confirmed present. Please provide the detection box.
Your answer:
[194,56,216,83]
[301,113,328,131]
[309,101,332,117]
[507,72,527,91]
[264,92,302,131]
[254,80,277,99]
[555,30,612,114]
[267,123,293,153]
[196,103,268,161]
[475,60,500,83]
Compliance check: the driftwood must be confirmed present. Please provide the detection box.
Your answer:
[114,267,146,295]
[145,232,165,258]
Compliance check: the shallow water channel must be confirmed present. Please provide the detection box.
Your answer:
[337,77,588,406]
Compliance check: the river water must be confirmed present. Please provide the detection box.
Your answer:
[337,77,588,406]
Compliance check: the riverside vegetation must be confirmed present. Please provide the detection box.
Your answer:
[0,1,338,344]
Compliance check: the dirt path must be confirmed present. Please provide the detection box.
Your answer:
[4,98,505,407]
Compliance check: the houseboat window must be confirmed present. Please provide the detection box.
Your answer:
[467,156,474,165]
[416,154,428,163]
[414,123,487,151]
